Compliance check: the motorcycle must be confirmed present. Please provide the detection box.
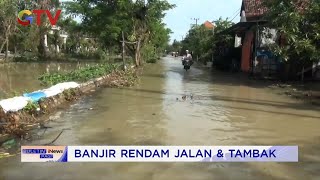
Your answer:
[182,57,193,71]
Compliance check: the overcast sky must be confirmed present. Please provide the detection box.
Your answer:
[164,0,242,42]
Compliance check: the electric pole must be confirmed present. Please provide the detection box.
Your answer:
[191,18,200,61]
[191,18,200,27]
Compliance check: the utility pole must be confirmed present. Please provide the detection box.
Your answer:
[191,18,200,61]
[191,18,200,27]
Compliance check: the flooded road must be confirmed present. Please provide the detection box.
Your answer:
[1,57,320,180]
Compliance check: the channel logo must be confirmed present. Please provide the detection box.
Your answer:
[17,10,33,26]
[17,9,61,26]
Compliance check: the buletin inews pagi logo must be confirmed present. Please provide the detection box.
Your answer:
[17,9,61,26]
[21,146,68,162]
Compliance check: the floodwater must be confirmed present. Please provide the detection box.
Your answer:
[0,62,95,99]
[0,57,320,180]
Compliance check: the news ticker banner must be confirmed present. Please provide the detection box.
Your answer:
[21,146,298,162]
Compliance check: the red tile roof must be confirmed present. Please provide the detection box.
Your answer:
[203,21,214,29]
[242,0,267,18]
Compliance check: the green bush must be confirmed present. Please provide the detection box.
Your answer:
[96,49,109,61]
[13,51,38,62]
[141,43,158,63]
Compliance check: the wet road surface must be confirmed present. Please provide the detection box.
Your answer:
[0,57,320,180]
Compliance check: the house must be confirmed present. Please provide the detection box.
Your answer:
[224,0,276,77]
[225,0,318,79]
[203,21,215,30]
[44,25,69,53]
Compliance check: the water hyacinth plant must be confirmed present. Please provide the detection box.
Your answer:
[38,63,120,86]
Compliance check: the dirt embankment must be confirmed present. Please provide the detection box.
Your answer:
[0,68,140,146]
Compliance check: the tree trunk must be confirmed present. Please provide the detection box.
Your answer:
[0,40,6,54]
[38,33,47,59]
[135,39,141,66]
[0,24,11,55]
[122,31,126,71]
[5,36,9,59]
[38,26,48,60]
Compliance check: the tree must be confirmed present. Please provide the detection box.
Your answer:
[65,0,174,66]
[58,18,82,54]
[211,18,234,58]
[180,18,234,64]
[181,25,204,59]
[263,0,320,64]
[13,0,61,59]
[0,0,19,59]
[34,0,60,59]
[169,39,182,53]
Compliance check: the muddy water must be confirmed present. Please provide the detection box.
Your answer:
[0,62,95,99]
[0,57,320,180]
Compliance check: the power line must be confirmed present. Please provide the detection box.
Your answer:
[229,8,241,21]
[230,8,241,22]
[228,8,241,19]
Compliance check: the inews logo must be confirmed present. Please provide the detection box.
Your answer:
[17,9,61,26]
[22,148,64,154]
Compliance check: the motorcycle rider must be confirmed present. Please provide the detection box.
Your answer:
[186,50,193,65]
[182,50,193,66]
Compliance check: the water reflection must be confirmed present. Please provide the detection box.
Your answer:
[0,62,95,98]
